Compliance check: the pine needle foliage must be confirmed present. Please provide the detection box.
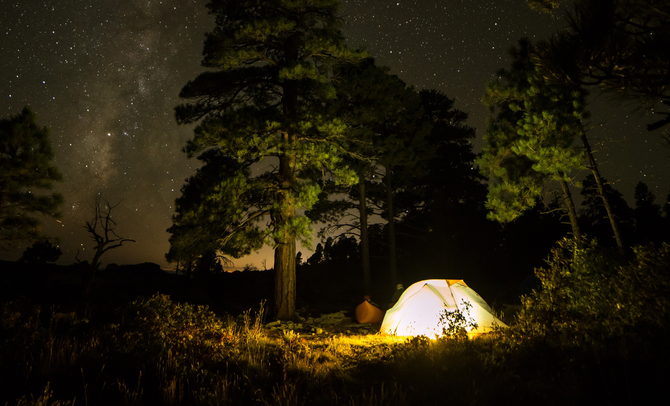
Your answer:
[166,150,266,269]
[530,0,670,108]
[478,39,588,224]
[0,107,63,250]
[173,0,366,318]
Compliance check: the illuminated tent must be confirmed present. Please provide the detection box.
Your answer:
[380,279,507,337]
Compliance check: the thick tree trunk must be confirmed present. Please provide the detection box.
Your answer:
[274,145,297,320]
[274,33,300,320]
[385,167,398,285]
[358,180,371,294]
[274,226,296,320]
[559,176,582,242]
[580,133,624,249]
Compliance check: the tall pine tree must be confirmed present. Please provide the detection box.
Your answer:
[307,59,423,292]
[174,0,363,319]
[0,107,63,250]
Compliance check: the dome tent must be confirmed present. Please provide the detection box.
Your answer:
[380,279,506,338]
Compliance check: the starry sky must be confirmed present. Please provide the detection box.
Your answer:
[1,0,668,269]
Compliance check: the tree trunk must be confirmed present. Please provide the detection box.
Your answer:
[580,133,624,249]
[274,145,297,320]
[274,225,296,320]
[385,167,398,285]
[358,179,371,294]
[274,33,300,320]
[433,189,448,271]
[559,176,582,242]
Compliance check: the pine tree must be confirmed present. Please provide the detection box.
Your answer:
[307,243,324,266]
[374,95,429,286]
[0,107,63,250]
[307,58,424,292]
[410,89,483,240]
[633,181,664,244]
[530,0,670,132]
[478,39,586,239]
[166,149,265,274]
[394,90,487,273]
[193,250,226,278]
[579,174,633,247]
[174,0,364,319]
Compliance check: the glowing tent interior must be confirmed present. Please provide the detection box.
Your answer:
[380,279,507,338]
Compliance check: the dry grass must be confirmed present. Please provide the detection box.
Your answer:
[2,294,668,406]
[10,382,73,406]
[0,299,492,405]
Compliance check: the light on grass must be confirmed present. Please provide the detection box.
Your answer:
[380,280,507,339]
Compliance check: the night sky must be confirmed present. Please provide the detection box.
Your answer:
[2,0,668,269]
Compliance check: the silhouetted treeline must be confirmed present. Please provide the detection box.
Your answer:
[300,177,670,307]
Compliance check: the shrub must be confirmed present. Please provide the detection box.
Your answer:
[508,238,670,351]
[116,293,236,363]
[19,240,62,264]
[437,300,478,340]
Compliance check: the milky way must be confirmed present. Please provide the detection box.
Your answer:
[1,0,667,268]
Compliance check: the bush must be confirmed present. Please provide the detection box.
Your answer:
[19,240,62,264]
[116,293,236,363]
[507,238,670,351]
[437,300,478,340]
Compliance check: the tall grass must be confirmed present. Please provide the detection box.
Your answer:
[9,383,73,406]
[117,371,143,406]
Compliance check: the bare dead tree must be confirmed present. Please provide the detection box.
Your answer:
[77,195,135,305]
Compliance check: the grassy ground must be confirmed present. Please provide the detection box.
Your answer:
[1,293,666,406]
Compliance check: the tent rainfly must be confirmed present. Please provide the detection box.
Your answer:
[355,298,385,324]
[380,279,507,338]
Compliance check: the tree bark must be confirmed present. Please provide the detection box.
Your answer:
[274,33,300,320]
[274,139,297,320]
[559,176,582,242]
[274,225,296,320]
[580,133,624,249]
[358,179,371,294]
[385,167,398,285]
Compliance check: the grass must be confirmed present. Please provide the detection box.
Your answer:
[1,293,668,406]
